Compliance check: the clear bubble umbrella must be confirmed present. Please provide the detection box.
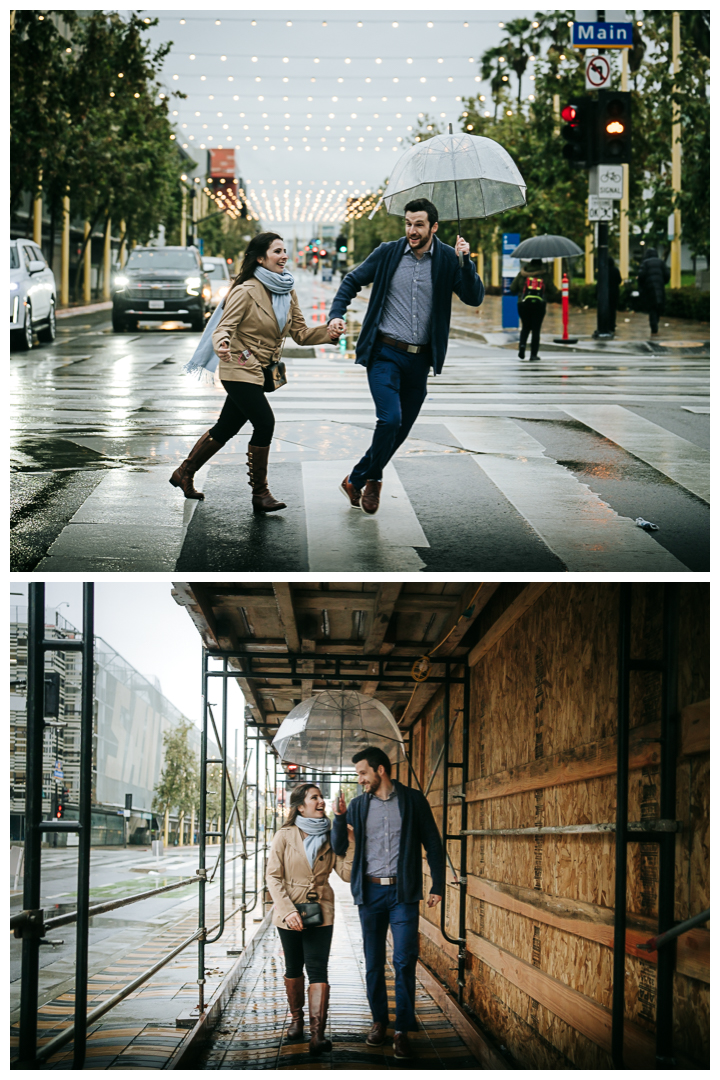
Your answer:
[272,689,406,773]
[370,126,526,263]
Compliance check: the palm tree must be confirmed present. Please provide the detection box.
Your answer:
[499,18,541,108]
[480,45,508,121]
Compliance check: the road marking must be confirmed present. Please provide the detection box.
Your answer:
[445,417,688,571]
[302,459,428,571]
[563,404,710,503]
[34,468,198,571]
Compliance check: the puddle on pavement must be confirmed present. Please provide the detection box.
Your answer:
[12,438,113,473]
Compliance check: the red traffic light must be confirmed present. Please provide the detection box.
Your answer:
[561,104,578,123]
[55,804,63,819]
[287,763,298,772]
[319,248,327,257]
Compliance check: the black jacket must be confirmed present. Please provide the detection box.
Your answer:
[638,249,670,307]
[331,779,445,906]
[327,237,484,376]
[509,267,554,304]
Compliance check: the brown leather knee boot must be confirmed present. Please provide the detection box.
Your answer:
[247,443,286,513]
[169,431,223,499]
[307,982,331,1054]
[284,976,304,1042]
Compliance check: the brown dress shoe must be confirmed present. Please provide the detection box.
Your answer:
[360,479,382,515]
[393,1032,412,1060]
[340,475,362,508]
[365,1021,387,1046]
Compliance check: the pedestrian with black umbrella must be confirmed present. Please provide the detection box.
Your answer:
[637,247,670,336]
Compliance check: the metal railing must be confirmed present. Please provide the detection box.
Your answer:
[12,585,279,1069]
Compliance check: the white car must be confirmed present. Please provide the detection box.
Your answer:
[10,238,57,349]
[202,257,232,309]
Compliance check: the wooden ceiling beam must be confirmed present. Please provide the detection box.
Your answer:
[272,583,301,653]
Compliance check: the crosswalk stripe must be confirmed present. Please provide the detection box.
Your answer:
[562,405,710,503]
[302,459,429,571]
[444,417,689,571]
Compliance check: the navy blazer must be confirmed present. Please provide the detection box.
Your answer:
[331,779,445,906]
[327,236,484,376]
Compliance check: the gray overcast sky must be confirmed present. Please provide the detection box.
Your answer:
[9,582,244,732]
[142,6,534,226]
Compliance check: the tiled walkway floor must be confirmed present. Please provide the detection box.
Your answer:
[196,882,478,1070]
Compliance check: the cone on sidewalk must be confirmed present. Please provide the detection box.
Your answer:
[554,272,579,344]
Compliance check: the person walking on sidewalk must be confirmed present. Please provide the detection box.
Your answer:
[266,783,355,1055]
[637,247,670,336]
[327,198,484,515]
[331,747,445,1061]
[170,233,345,510]
[509,258,553,361]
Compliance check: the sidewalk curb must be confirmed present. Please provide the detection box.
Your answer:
[449,325,709,358]
[56,301,112,319]
[165,908,274,1069]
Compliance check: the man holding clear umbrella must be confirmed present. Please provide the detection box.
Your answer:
[327,198,484,515]
[330,745,445,1060]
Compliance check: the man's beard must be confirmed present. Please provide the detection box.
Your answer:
[365,772,381,794]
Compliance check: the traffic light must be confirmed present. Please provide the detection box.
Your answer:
[319,248,327,258]
[336,234,348,253]
[44,671,60,718]
[596,90,631,164]
[561,97,596,167]
[55,799,64,820]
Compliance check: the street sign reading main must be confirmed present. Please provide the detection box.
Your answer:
[572,22,633,48]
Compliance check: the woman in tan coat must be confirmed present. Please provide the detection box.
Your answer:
[170,233,345,512]
[266,782,355,1054]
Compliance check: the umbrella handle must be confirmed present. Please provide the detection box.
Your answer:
[458,252,464,267]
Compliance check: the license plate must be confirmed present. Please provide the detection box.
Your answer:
[148,299,165,309]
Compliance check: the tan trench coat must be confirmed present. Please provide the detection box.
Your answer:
[266,823,355,929]
[211,278,332,385]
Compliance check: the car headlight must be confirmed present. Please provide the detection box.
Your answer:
[217,285,229,298]
[10,282,18,291]
[114,274,129,288]
[186,275,202,295]
[202,285,212,300]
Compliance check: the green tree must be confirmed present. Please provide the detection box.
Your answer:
[152,720,199,830]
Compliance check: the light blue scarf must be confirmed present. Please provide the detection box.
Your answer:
[254,265,294,330]
[183,297,225,381]
[295,814,330,869]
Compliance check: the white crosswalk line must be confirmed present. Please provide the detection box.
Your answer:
[445,417,689,571]
[302,459,428,571]
[562,404,710,503]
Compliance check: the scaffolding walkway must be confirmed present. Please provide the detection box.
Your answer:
[191,881,480,1070]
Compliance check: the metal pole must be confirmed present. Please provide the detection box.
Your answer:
[72,583,95,1068]
[197,651,208,1014]
[233,727,238,901]
[656,585,679,1067]
[612,582,631,1067]
[206,659,228,944]
[19,583,46,1064]
[458,665,470,1006]
[670,12,682,289]
[595,10,611,337]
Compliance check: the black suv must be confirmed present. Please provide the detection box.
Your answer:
[111,246,211,332]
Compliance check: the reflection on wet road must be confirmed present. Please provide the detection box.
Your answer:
[11,270,709,571]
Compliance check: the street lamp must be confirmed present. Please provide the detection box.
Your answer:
[54,601,70,626]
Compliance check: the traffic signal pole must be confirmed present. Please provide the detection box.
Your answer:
[595,12,612,338]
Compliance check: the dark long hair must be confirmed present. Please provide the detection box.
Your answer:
[235,231,284,285]
[282,782,322,829]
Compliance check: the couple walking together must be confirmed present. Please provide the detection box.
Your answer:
[265,746,445,1060]
[171,197,484,514]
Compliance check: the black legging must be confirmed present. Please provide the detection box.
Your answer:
[518,299,547,356]
[277,924,333,983]
[209,380,275,447]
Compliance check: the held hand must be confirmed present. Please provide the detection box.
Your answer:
[216,339,231,361]
[455,236,470,257]
[427,893,442,908]
[286,911,304,931]
[327,318,346,341]
[333,790,347,815]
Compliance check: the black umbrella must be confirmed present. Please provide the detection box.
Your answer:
[511,234,583,259]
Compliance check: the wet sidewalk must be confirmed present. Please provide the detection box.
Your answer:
[193,881,480,1070]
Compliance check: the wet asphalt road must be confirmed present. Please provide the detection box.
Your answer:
[11,271,709,572]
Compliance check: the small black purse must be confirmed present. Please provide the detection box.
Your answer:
[264,336,288,393]
[295,889,323,927]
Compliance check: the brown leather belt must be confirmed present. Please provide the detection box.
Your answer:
[379,334,431,356]
[365,875,397,885]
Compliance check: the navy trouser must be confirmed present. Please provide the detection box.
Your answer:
[349,343,430,488]
[358,883,420,1033]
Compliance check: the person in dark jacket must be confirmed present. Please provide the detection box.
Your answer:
[509,258,552,360]
[637,247,670,335]
[331,746,445,1061]
[327,198,484,515]
[607,256,622,333]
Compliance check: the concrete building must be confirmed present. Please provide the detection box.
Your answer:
[10,604,202,845]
